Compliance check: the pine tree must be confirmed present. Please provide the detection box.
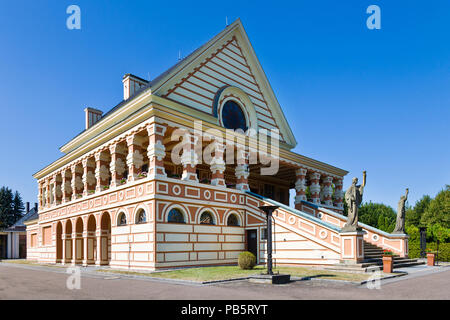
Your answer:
[0,186,14,228]
[12,191,25,223]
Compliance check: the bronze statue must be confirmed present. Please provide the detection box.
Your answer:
[341,171,366,232]
[393,188,409,234]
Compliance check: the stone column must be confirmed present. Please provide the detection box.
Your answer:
[180,133,199,182]
[309,172,321,204]
[147,123,167,179]
[45,179,51,208]
[95,227,102,266]
[235,148,249,191]
[95,152,110,192]
[333,178,344,210]
[71,223,77,265]
[50,175,57,207]
[38,181,43,210]
[210,142,226,187]
[82,158,95,196]
[71,164,82,201]
[82,229,89,266]
[109,144,127,187]
[126,134,144,182]
[61,170,72,203]
[294,168,307,210]
[61,233,67,265]
[321,176,334,206]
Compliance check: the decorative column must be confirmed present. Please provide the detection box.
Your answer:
[109,144,127,187]
[294,168,307,210]
[71,164,82,200]
[147,123,167,179]
[126,134,144,182]
[82,221,89,266]
[61,169,72,203]
[180,133,199,182]
[82,158,95,196]
[95,152,110,192]
[45,179,51,208]
[210,142,226,187]
[50,175,57,207]
[333,178,344,210]
[235,148,249,191]
[38,181,44,210]
[309,172,321,204]
[321,176,333,206]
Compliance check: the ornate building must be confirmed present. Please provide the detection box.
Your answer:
[27,20,408,270]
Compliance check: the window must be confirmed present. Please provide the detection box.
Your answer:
[135,209,146,224]
[42,226,52,246]
[168,208,185,224]
[227,214,240,226]
[261,228,268,240]
[221,100,248,131]
[200,211,215,225]
[30,233,37,248]
[117,212,127,226]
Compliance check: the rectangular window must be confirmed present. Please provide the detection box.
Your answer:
[42,226,52,246]
[30,233,37,248]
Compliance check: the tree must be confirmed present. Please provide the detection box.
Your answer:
[0,187,25,228]
[405,195,431,227]
[420,185,450,228]
[0,187,14,228]
[358,202,396,232]
[12,191,25,222]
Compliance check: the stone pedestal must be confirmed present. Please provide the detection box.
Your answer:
[339,231,365,263]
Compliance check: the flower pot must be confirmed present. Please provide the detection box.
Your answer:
[382,255,394,273]
[426,253,435,266]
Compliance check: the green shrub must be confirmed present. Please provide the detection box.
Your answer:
[238,251,256,270]
[408,241,450,262]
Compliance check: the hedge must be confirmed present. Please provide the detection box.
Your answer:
[408,241,450,262]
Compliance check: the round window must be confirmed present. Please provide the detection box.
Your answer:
[221,100,248,131]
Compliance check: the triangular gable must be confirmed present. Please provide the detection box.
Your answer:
[152,19,297,148]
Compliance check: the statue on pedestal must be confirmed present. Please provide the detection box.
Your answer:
[392,188,409,234]
[341,171,366,232]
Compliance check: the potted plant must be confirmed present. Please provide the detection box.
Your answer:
[119,178,127,185]
[88,190,95,195]
[102,185,110,191]
[426,249,436,266]
[137,172,148,179]
[382,250,395,273]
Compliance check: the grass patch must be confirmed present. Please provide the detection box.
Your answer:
[0,259,64,268]
[97,265,372,282]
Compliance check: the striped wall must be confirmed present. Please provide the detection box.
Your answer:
[162,36,285,141]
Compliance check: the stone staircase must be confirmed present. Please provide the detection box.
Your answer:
[325,240,424,273]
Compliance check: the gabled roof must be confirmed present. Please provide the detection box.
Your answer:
[58,18,297,156]
[2,208,38,232]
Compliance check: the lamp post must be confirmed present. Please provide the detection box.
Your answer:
[259,205,279,275]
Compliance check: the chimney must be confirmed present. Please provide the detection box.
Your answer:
[123,74,149,100]
[34,203,38,212]
[26,202,30,213]
[84,108,103,130]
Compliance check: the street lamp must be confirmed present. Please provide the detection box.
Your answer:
[259,205,279,275]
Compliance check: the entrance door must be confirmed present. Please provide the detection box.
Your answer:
[246,230,258,262]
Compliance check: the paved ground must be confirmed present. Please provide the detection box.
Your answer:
[0,262,449,300]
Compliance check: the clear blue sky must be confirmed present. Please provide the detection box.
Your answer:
[0,1,448,210]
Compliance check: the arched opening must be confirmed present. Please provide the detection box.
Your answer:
[64,220,72,263]
[100,212,111,265]
[135,209,146,224]
[56,222,63,263]
[200,211,215,225]
[75,217,84,264]
[227,214,240,227]
[86,215,96,265]
[167,208,185,224]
